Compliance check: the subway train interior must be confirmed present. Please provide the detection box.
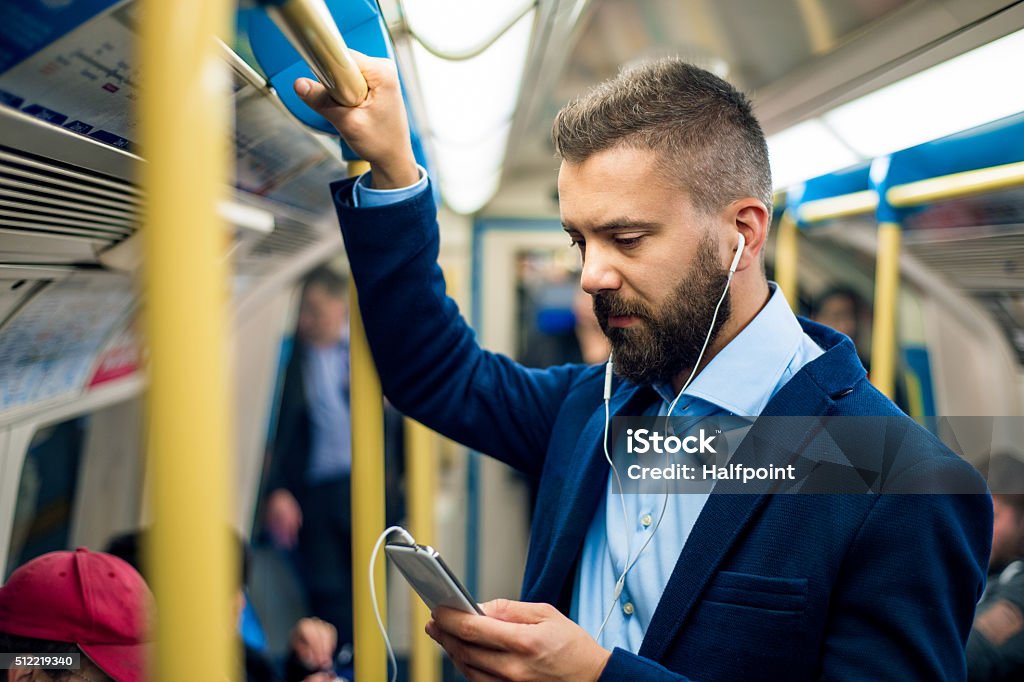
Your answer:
[1,0,1024,680]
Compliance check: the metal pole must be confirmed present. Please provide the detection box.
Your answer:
[870,222,901,399]
[406,418,441,682]
[140,0,235,679]
[263,0,368,105]
[348,158,389,682]
[775,211,799,311]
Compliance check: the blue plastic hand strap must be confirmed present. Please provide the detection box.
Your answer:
[247,0,434,180]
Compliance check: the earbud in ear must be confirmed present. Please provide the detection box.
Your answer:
[729,233,746,274]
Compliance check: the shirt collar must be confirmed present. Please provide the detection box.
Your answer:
[652,283,804,416]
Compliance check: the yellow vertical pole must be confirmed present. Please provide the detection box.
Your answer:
[140,1,235,680]
[347,160,389,681]
[870,222,901,399]
[406,418,441,682]
[775,211,799,311]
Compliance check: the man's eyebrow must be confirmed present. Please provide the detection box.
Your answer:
[562,218,661,234]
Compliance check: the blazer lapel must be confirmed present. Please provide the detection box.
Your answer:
[527,382,656,606]
[638,370,834,661]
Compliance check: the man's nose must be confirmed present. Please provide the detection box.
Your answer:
[580,246,621,295]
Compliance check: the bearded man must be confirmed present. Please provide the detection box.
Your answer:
[298,55,991,681]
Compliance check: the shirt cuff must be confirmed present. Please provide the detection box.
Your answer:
[352,164,429,207]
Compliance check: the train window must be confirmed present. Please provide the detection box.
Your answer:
[4,417,88,579]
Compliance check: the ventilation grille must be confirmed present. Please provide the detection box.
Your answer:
[905,228,1024,364]
[904,229,1024,292]
[242,217,332,262]
[0,145,140,252]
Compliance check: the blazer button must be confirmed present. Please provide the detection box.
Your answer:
[622,602,635,616]
[831,388,854,399]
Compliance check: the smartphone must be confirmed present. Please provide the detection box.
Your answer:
[385,542,484,615]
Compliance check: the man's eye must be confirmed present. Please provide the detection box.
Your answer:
[614,235,643,248]
[568,238,584,249]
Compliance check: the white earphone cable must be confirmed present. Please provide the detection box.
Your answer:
[370,525,415,682]
[596,383,633,642]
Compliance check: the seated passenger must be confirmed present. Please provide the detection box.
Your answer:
[105,529,337,682]
[0,548,152,682]
[969,453,1024,681]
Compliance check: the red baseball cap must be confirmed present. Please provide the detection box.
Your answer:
[0,548,154,682]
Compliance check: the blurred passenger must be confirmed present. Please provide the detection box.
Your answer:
[262,266,355,648]
[260,265,406,660]
[812,286,916,413]
[0,548,152,682]
[968,453,1024,681]
[812,286,868,367]
[104,529,338,682]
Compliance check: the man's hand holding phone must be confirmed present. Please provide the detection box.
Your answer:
[426,599,611,682]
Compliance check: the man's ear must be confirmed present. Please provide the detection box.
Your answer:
[729,198,771,271]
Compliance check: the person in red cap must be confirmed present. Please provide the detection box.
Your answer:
[0,548,153,682]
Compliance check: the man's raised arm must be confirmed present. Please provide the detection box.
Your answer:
[292,57,589,479]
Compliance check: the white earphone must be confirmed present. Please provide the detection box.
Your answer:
[729,232,746,274]
[595,232,745,642]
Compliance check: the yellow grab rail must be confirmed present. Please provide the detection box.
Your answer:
[140,0,235,679]
[350,279,388,681]
[870,222,901,399]
[346,158,389,681]
[775,212,799,312]
[887,160,1024,207]
[265,0,368,105]
[406,418,441,682]
[797,190,878,224]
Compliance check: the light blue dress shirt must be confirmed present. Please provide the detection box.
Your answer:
[351,172,825,652]
[302,337,352,483]
[350,165,428,207]
[571,284,823,652]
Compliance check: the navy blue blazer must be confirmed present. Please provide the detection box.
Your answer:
[332,178,992,681]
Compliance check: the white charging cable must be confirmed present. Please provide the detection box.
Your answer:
[596,353,633,641]
[370,525,416,682]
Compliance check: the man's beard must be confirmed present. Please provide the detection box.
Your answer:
[593,235,731,385]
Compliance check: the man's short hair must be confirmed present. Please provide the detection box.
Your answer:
[302,265,347,299]
[552,57,773,214]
